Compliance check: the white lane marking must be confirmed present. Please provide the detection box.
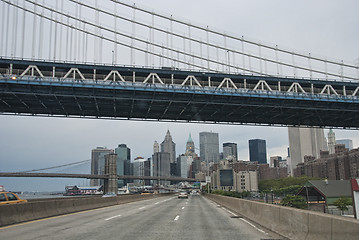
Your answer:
[155,201,160,205]
[240,218,266,234]
[105,214,122,221]
[174,215,180,221]
[221,207,238,217]
[139,206,146,210]
[182,207,185,210]
[219,206,267,235]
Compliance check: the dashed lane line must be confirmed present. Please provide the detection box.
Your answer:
[105,214,122,221]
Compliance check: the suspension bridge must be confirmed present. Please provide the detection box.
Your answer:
[0,0,357,129]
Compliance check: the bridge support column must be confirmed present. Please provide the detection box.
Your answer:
[104,154,117,194]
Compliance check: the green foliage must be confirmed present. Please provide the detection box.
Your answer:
[333,197,352,213]
[281,195,307,209]
[259,176,322,195]
[211,190,251,198]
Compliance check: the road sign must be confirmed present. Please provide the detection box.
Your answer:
[205,176,211,183]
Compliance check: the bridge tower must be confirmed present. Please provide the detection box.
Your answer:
[104,154,118,194]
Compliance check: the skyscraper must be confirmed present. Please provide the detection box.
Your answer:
[115,144,131,187]
[153,141,159,154]
[288,127,328,175]
[185,133,196,158]
[199,131,219,164]
[177,154,193,178]
[152,152,171,186]
[160,130,176,163]
[133,157,150,185]
[327,129,336,154]
[223,142,238,161]
[249,139,267,164]
[90,147,113,186]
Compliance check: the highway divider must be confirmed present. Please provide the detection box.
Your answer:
[0,193,172,227]
[205,193,359,240]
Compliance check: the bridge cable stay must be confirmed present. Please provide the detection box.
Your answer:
[1,0,358,81]
[69,0,358,79]
[112,0,358,79]
[17,159,90,173]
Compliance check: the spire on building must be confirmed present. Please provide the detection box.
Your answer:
[187,133,193,143]
[160,130,176,163]
[186,133,196,157]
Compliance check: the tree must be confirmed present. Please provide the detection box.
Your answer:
[281,195,307,209]
[333,197,352,215]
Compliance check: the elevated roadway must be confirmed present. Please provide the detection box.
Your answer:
[0,194,281,240]
[1,58,358,128]
[0,172,200,182]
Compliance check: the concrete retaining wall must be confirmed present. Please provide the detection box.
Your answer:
[0,193,170,227]
[205,194,359,240]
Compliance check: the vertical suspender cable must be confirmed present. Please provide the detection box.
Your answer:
[48,11,53,60]
[94,0,98,63]
[21,0,26,58]
[69,21,73,61]
[258,44,262,74]
[241,36,245,75]
[188,25,192,69]
[275,45,279,76]
[12,0,19,57]
[38,0,44,59]
[5,3,10,57]
[59,0,63,61]
[151,13,154,66]
[308,53,312,78]
[65,17,69,61]
[291,51,296,77]
[0,1,4,55]
[73,3,78,61]
[206,27,210,71]
[131,3,135,65]
[170,15,173,67]
[53,0,58,60]
[78,2,82,62]
[32,0,37,59]
[113,1,117,65]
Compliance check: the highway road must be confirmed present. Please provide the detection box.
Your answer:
[0,194,283,240]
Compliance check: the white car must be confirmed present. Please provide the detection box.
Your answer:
[178,191,188,199]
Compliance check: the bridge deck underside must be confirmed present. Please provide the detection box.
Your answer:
[0,78,358,128]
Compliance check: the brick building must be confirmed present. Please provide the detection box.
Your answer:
[293,145,359,180]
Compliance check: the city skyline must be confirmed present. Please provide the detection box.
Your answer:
[1,0,358,192]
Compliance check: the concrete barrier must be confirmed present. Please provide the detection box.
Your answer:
[0,193,171,227]
[205,194,359,240]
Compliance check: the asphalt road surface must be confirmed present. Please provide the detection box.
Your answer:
[0,193,284,240]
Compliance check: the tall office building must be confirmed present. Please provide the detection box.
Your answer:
[336,139,354,150]
[160,130,176,163]
[133,157,150,185]
[177,154,193,178]
[327,129,336,154]
[152,152,171,185]
[90,147,113,186]
[223,142,238,161]
[199,131,219,164]
[249,139,267,164]
[288,127,328,175]
[115,144,131,187]
[153,141,159,154]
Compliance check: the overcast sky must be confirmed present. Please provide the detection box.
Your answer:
[1,0,358,192]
